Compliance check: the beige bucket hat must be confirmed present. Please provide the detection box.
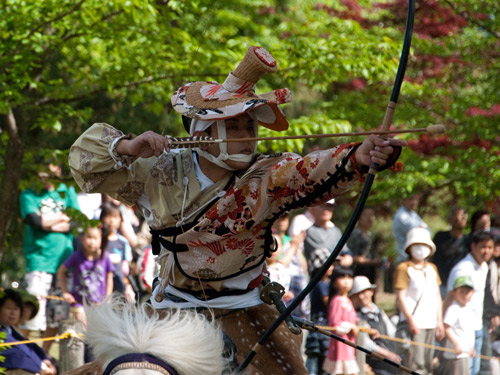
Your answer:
[403,227,436,257]
[171,46,292,132]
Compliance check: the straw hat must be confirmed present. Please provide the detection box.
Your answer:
[403,227,436,257]
[171,46,292,133]
[349,276,376,296]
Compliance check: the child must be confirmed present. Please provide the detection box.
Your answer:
[442,275,476,375]
[349,276,401,375]
[305,247,334,375]
[99,202,134,301]
[323,266,359,375]
[58,226,114,322]
[0,288,56,374]
[394,227,444,375]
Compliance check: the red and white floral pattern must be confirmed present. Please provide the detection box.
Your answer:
[254,46,277,67]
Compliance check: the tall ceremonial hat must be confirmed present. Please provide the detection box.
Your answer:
[171,46,292,134]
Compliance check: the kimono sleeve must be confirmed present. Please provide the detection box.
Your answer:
[68,123,143,206]
[255,144,362,215]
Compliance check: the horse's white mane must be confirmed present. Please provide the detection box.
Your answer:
[84,296,237,375]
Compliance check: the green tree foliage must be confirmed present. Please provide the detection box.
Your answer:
[0,0,498,279]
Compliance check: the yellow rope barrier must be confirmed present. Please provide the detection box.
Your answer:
[45,295,66,301]
[0,332,84,348]
[317,325,500,361]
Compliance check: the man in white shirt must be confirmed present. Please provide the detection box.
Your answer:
[446,231,495,375]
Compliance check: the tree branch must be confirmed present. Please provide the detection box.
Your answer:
[442,0,500,40]
[0,0,87,72]
[0,108,24,255]
[18,1,86,53]
[27,0,87,41]
[30,72,228,107]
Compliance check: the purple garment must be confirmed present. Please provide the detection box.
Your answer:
[64,250,114,306]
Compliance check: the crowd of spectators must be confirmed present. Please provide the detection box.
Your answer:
[3,161,156,373]
[268,195,500,375]
[3,165,500,375]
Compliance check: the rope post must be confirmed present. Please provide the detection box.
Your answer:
[59,318,85,372]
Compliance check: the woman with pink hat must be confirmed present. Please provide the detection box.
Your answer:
[69,45,405,374]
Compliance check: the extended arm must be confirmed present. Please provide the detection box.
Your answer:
[115,130,170,158]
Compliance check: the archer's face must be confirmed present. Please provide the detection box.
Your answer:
[205,113,258,170]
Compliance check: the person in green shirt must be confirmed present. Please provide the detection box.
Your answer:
[19,162,80,352]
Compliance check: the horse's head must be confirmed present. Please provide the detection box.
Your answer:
[84,295,237,375]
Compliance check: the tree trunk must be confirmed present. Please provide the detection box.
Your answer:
[0,108,24,265]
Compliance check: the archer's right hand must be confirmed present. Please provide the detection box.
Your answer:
[116,131,170,158]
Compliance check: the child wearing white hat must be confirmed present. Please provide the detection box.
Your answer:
[349,276,401,374]
[394,227,444,375]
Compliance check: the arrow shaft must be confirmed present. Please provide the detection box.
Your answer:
[168,125,443,148]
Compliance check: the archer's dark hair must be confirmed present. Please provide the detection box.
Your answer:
[0,289,23,323]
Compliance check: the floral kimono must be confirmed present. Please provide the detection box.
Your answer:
[68,122,393,375]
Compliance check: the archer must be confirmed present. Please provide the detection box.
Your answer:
[69,45,405,374]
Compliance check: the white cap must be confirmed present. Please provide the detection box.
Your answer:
[349,276,376,296]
